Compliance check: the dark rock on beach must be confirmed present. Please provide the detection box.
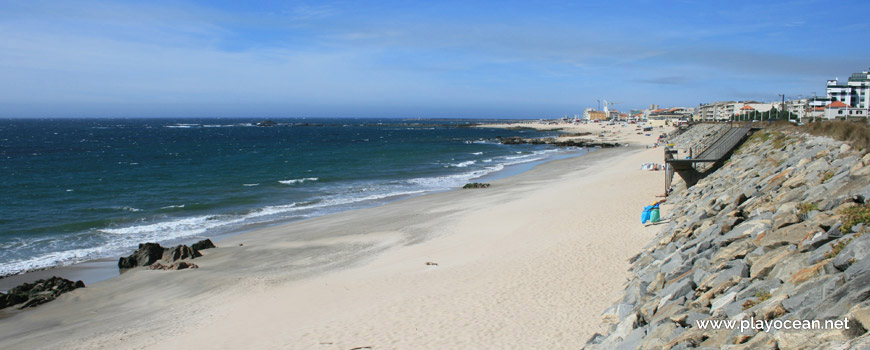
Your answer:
[497,135,622,148]
[191,239,216,251]
[0,276,85,310]
[463,183,491,189]
[118,240,215,269]
[118,242,165,269]
[148,261,199,270]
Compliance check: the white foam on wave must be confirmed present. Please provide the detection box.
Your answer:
[471,152,483,155]
[449,160,476,168]
[160,204,185,209]
[0,147,577,277]
[0,186,431,276]
[279,177,319,185]
[117,206,142,212]
[242,183,260,187]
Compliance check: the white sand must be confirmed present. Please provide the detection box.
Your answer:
[482,121,671,146]
[0,145,670,350]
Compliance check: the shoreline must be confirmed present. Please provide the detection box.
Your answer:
[0,146,591,292]
[0,141,669,349]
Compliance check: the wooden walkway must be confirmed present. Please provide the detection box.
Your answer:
[665,127,751,188]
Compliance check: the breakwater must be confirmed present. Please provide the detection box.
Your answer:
[586,126,870,349]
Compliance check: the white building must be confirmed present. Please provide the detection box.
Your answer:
[824,100,868,120]
[697,101,776,121]
[826,68,870,110]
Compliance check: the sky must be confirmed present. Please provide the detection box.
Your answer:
[1,0,868,118]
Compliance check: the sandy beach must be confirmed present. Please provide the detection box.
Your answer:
[481,120,671,147]
[0,137,671,349]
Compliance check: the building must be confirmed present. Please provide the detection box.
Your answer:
[826,68,870,110]
[697,101,774,121]
[647,107,694,126]
[586,110,607,121]
[824,100,868,120]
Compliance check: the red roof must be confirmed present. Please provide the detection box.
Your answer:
[740,105,755,110]
[813,107,825,111]
[827,100,849,108]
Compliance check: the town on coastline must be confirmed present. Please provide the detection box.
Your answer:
[548,67,869,126]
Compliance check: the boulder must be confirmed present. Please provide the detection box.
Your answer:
[832,233,870,271]
[799,223,845,252]
[714,219,770,247]
[0,276,85,309]
[710,240,755,266]
[759,223,814,249]
[163,244,201,262]
[118,242,165,268]
[148,261,199,270]
[118,242,205,270]
[191,239,216,251]
[749,246,791,280]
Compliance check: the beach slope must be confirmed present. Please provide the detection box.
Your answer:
[0,146,666,349]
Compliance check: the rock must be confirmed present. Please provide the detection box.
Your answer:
[731,332,777,350]
[601,303,635,327]
[846,301,870,335]
[749,246,791,279]
[584,333,605,346]
[657,276,696,302]
[118,242,205,270]
[710,240,755,266]
[148,261,199,270]
[736,279,782,302]
[701,260,749,289]
[800,223,845,252]
[647,272,665,294]
[0,276,85,310]
[790,260,830,284]
[798,271,870,321]
[640,321,677,349]
[832,233,870,271]
[755,298,788,320]
[118,242,165,268]
[782,274,844,313]
[844,257,870,280]
[714,219,770,247]
[759,223,814,249]
[191,239,216,251]
[462,182,491,189]
[616,325,647,350]
[609,312,642,341]
[710,291,736,313]
[163,244,201,262]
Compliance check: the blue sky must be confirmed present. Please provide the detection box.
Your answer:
[1,0,868,118]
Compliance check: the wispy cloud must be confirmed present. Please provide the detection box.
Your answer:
[0,0,868,117]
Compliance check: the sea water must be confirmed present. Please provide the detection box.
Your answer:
[0,118,581,276]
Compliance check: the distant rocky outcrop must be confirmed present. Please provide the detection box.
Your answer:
[497,136,621,148]
[118,239,216,270]
[256,120,277,127]
[0,276,85,310]
[586,127,870,349]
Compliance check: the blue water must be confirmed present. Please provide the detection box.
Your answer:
[0,118,577,276]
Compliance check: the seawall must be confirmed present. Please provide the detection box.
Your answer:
[586,125,870,349]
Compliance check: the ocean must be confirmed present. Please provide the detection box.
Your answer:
[0,118,582,276]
